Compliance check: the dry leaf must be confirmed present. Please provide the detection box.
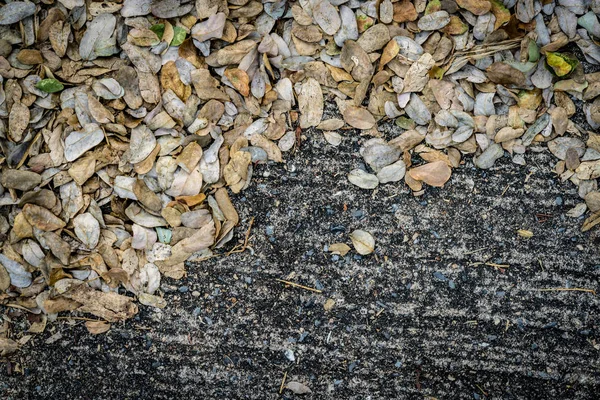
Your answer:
[349,230,375,255]
[329,243,351,256]
[85,321,111,335]
[408,161,452,187]
[286,381,312,394]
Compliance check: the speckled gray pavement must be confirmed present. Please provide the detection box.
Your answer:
[2,129,600,399]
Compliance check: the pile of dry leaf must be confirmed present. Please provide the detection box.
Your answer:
[1,0,600,354]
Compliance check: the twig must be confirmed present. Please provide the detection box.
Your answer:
[57,316,103,322]
[464,246,490,255]
[475,384,488,396]
[279,371,288,394]
[469,262,510,270]
[275,279,322,293]
[5,304,37,313]
[226,217,255,256]
[538,288,596,296]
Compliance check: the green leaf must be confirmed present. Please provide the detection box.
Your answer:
[546,52,578,77]
[528,40,539,63]
[170,26,187,46]
[35,78,64,93]
[425,0,441,14]
[150,24,165,40]
[395,116,415,130]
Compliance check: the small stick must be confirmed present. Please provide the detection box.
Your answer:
[469,262,509,270]
[5,303,37,313]
[475,384,488,396]
[485,262,509,269]
[276,279,322,293]
[501,183,511,196]
[464,246,490,255]
[279,371,288,394]
[538,288,596,296]
[57,316,103,322]
[226,217,255,256]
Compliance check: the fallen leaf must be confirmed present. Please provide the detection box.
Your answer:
[408,161,452,187]
[349,230,375,255]
[85,321,111,335]
[329,243,351,256]
[73,213,101,249]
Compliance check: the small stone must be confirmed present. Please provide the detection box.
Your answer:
[324,298,335,311]
[284,349,295,362]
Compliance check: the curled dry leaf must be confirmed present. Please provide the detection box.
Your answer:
[56,279,138,322]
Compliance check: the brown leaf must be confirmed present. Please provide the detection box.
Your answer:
[393,0,418,23]
[56,279,138,322]
[298,78,323,128]
[160,61,190,101]
[133,179,163,212]
[408,161,452,187]
[486,62,526,86]
[456,0,491,15]
[343,106,376,130]
[8,102,29,142]
[224,68,250,96]
[0,338,19,357]
[0,169,41,191]
[85,321,111,335]
[23,204,66,231]
[176,142,203,173]
[215,188,239,225]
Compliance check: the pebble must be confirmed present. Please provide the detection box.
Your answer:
[433,271,447,281]
[178,286,189,293]
[284,349,295,362]
[351,209,365,219]
[555,196,563,206]
[330,224,346,233]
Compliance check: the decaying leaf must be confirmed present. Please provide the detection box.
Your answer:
[55,279,138,322]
